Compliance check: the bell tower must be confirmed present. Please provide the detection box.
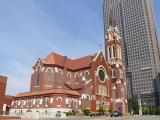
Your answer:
[105,10,128,113]
[105,25,122,65]
[105,8,122,65]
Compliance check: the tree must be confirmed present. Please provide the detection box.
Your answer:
[155,107,160,115]
[128,98,139,114]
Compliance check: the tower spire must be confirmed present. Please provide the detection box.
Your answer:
[109,9,116,27]
[105,9,122,64]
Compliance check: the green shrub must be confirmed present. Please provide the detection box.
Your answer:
[155,107,160,115]
[65,112,71,116]
[142,107,148,115]
[65,110,78,116]
[149,107,155,115]
[26,109,32,112]
[98,107,105,115]
[109,108,113,113]
[71,110,77,116]
[83,108,90,116]
[128,99,139,114]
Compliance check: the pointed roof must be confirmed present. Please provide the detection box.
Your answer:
[109,8,116,28]
[106,9,121,41]
[40,52,97,70]
[43,52,66,67]
[68,55,95,70]
[105,8,121,42]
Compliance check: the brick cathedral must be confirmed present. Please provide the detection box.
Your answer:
[10,24,128,118]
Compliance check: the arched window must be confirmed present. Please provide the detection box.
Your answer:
[75,73,79,83]
[35,66,41,86]
[67,72,71,81]
[46,69,52,87]
[56,70,62,88]
[57,97,63,105]
[109,47,112,58]
[84,71,89,81]
[45,98,49,106]
[37,98,40,105]
[112,69,116,78]
[113,45,116,57]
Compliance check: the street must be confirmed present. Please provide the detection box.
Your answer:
[23,115,160,120]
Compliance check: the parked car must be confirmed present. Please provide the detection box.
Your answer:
[110,111,123,117]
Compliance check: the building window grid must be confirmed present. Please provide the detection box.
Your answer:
[105,1,158,102]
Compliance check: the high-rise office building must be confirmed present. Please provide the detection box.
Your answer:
[104,0,160,106]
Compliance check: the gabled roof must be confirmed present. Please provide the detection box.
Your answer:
[67,55,95,70]
[39,52,97,70]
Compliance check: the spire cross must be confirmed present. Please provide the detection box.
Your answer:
[99,44,102,50]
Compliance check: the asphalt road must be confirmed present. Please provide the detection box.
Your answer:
[65,115,160,120]
[24,115,160,120]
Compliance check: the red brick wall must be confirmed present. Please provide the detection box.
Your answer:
[4,96,13,107]
[89,52,112,111]
[30,64,91,92]
[0,115,20,119]
[0,76,7,115]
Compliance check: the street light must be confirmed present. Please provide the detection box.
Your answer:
[138,95,142,115]
[143,102,146,115]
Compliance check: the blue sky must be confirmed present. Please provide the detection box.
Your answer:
[0,0,159,95]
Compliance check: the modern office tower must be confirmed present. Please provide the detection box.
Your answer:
[104,0,160,106]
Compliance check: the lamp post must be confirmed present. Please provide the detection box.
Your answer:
[147,103,149,115]
[145,102,149,115]
[138,95,142,115]
[130,100,133,115]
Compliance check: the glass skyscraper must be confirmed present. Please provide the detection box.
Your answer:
[104,0,160,105]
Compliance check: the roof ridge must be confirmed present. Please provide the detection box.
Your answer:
[73,53,96,61]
